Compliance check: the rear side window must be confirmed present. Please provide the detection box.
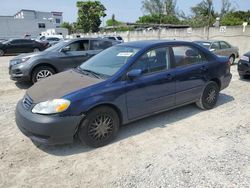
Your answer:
[131,47,171,74]
[172,46,206,67]
[211,42,220,50]
[90,40,113,50]
[220,41,231,49]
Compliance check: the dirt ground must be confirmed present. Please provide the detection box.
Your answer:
[0,56,249,188]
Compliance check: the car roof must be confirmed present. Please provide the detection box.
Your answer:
[117,40,196,49]
[195,40,224,43]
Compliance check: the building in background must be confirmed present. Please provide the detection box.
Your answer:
[0,9,64,39]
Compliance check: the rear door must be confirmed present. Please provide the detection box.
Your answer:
[219,41,232,57]
[125,46,176,120]
[89,39,114,56]
[210,42,222,56]
[172,45,209,105]
[56,40,90,70]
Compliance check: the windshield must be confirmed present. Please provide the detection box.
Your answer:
[196,42,211,49]
[80,46,140,77]
[45,40,69,51]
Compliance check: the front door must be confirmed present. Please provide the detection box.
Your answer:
[172,45,209,105]
[56,40,91,71]
[125,47,176,120]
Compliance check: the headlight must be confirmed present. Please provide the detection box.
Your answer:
[32,99,70,114]
[11,57,30,66]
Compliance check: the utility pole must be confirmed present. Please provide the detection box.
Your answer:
[207,0,212,40]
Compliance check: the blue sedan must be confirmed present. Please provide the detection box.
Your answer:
[15,40,232,147]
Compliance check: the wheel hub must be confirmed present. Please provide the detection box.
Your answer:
[89,115,113,140]
[206,89,216,104]
[36,70,53,81]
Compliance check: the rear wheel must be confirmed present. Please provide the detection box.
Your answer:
[31,66,55,83]
[229,55,235,65]
[78,106,120,148]
[0,49,4,56]
[196,81,219,110]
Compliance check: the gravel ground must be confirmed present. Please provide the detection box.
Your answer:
[0,56,249,188]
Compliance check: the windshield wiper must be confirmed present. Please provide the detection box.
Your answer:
[80,68,104,79]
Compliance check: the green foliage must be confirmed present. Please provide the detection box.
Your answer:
[189,0,216,27]
[137,14,180,24]
[76,1,106,33]
[220,11,250,26]
[60,22,73,34]
[106,14,123,26]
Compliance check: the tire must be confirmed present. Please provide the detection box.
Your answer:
[0,49,4,56]
[78,106,120,148]
[33,48,40,52]
[196,81,219,110]
[229,55,235,65]
[31,66,55,83]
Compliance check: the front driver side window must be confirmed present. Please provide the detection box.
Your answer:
[66,40,89,51]
[131,47,170,74]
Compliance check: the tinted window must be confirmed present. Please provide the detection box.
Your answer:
[47,38,60,41]
[10,39,32,44]
[66,40,89,51]
[108,37,116,40]
[117,36,123,40]
[196,42,211,49]
[131,47,170,74]
[173,46,205,67]
[90,40,113,50]
[220,41,231,49]
[38,23,46,28]
[211,42,220,50]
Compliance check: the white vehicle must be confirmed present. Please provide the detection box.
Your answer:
[37,35,64,46]
[103,36,124,43]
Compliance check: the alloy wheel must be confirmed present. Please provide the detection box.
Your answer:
[88,114,114,141]
[36,70,53,81]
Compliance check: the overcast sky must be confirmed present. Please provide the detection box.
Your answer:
[1,0,249,24]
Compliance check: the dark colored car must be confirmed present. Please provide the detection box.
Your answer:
[0,39,48,56]
[238,52,250,79]
[15,40,232,147]
[9,38,118,83]
[195,40,239,64]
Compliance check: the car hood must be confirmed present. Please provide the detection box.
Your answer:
[27,70,102,103]
[12,51,48,60]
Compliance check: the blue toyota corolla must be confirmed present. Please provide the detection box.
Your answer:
[15,40,232,147]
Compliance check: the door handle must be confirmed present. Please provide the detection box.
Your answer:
[200,66,208,72]
[165,74,173,80]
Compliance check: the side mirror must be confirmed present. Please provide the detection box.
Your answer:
[210,48,215,52]
[127,69,142,79]
[61,46,70,53]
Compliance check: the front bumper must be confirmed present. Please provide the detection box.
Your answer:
[9,63,30,82]
[15,100,83,145]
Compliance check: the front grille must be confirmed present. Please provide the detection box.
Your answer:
[23,95,33,110]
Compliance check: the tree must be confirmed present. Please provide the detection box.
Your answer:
[106,14,123,26]
[76,1,106,33]
[61,22,73,34]
[142,0,165,15]
[140,0,180,24]
[220,0,236,16]
[190,0,216,27]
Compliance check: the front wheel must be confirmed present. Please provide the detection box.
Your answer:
[78,106,120,148]
[196,81,219,110]
[31,66,55,83]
